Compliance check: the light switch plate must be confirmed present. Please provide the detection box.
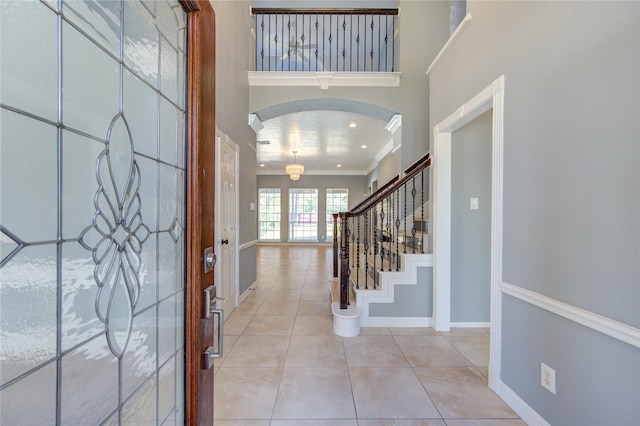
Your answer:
[470,198,479,210]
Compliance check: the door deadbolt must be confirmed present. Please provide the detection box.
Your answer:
[204,247,216,273]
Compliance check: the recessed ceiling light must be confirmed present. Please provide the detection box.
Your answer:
[361,145,367,149]
[337,164,342,168]
[260,164,265,167]
[349,123,357,128]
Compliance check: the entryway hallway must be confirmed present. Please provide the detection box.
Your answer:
[213,245,523,425]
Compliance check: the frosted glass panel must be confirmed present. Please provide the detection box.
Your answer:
[160,36,179,104]
[124,0,159,88]
[0,245,57,384]
[175,348,185,424]
[159,356,177,422]
[122,376,157,425]
[0,0,58,121]
[158,295,177,365]
[61,242,102,351]
[158,233,180,299]
[178,52,186,109]
[0,362,56,426]
[0,110,57,242]
[62,0,121,57]
[136,155,160,232]
[63,21,119,139]
[158,163,178,230]
[122,309,157,400]
[159,97,178,165]
[125,70,159,159]
[61,339,118,425]
[61,130,105,239]
[157,0,179,49]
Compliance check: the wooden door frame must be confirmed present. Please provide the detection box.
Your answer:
[182,0,216,424]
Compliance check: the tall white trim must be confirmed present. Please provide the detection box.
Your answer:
[432,76,505,393]
[499,380,551,426]
[501,281,640,349]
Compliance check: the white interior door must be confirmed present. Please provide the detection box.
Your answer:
[215,131,238,315]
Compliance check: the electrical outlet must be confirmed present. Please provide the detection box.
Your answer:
[541,362,556,395]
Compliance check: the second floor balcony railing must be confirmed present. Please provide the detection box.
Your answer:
[252,8,399,72]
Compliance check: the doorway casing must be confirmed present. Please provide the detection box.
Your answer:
[432,75,505,392]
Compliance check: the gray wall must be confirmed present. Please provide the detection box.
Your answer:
[249,0,450,172]
[211,0,258,291]
[450,110,492,323]
[369,266,432,317]
[257,174,368,242]
[429,1,639,424]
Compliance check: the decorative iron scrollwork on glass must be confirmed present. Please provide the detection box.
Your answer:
[0,226,24,267]
[79,113,150,358]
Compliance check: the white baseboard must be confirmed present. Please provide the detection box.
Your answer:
[365,316,432,328]
[450,321,490,328]
[239,282,257,304]
[499,380,550,426]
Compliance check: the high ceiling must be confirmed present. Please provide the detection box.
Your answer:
[255,110,393,176]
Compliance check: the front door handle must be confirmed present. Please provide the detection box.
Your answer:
[202,308,223,370]
[221,239,229,245]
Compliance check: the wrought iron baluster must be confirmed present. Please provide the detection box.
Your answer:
[403,182,407,254]
[392,14,395,71]
[329,14,332,71]
[363,14,367,71]
[373,206,378,289]
[315,15,319,71]
[378,15,381,71]
[384,15,388,72]
[342,15,346,71]
[356,15,360,71]
[260,14,265,71]
[370,15,374,71]
[349,15,353,71]
[387,195,391,270]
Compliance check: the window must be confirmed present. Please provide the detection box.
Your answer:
[258,188,281,240]
[326,188,348,238]
[289,188,318,241]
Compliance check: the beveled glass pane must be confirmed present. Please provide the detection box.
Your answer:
[61,338,118,425]
[122,309,157,401]
[61,130,105,240]
[160,37,179,104]
[122,375,157,425]
[175,348,185,424]
[177,112,186,167]
[158,356,176,422]
[158,163,178,230]
[62,21,119,139]
[156,0,178,49]
[177,52,186,109]
[125,70,159,159]
[61,242,102,352]
[136,232,158,313]
[62,0,121,57]
[0,362,56,426]
[158,233,180,300]
[157,294,176,366]
[0,0,58,121]
[124,0,159,88]
[159,97,178,166]
[175,291,184,350]
[0,245,57,384]
[0,109,57,243]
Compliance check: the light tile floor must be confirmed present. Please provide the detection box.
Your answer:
[214,246,524,426]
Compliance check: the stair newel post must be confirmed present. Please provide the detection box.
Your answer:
[332,213,339,278]
[339,212,350,309]
[379,200,385,272]
[394,189,400,271]
[386,195,391,271]
[364,211,369,290]
[411,176,417,254]
[421,169,425,254]
[356,215,361,289]
[373,205,378,289]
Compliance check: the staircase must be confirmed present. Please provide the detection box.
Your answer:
[330,154,431,336]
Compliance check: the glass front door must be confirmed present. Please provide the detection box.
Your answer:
[1,0,187,423]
